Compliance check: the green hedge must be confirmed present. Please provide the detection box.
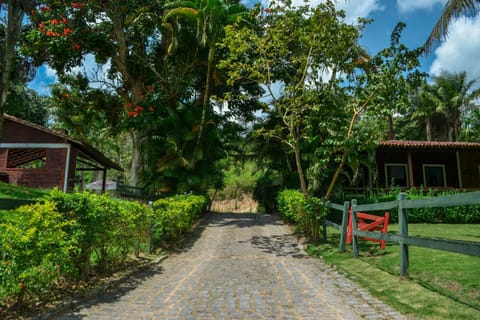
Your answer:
[361,188,480,223]
[0,190,209,305]
[276,189,325,242]
[152,194,209,245]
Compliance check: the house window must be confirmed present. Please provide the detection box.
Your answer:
[423,164,446,187]
[6,148,47,169]
[385,163,408,187]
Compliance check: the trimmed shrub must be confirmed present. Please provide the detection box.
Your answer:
[151,194,209,246]
[44,189,154,280]
[0,201,73,304]
[277,190,325,241]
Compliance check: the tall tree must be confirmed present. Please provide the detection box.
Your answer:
[0,0,35,138]
[5,85,49,125]
[425,0,480,53]
[432,70,480,141]
[26,0,166,185]
[164,0,248,164]
[219,1,367,197]
[368,22,425,140]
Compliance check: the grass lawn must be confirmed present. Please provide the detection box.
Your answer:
[0,181,48,199]
[307,224,480,319]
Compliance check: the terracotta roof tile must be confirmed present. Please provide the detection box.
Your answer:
[3,114,123,171]
[379,140,480,149]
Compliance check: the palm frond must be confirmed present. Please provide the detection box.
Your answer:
[424,0,480,54]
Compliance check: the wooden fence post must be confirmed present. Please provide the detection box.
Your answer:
[339,201,350,253]
[398,193,409,278]
[351,199,360,258]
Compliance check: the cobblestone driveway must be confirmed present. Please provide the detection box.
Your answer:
[56,213,405,319]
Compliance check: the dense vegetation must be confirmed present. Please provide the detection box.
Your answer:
[0,189,208,308]
[1,0,478,202]
[1,1,480,317]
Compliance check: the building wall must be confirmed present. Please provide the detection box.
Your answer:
[376,149,461,188]
[459,150,480,188]
[0,148,67,190]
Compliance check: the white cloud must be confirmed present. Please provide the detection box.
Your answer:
[335,0,384,23]
[278,0,384,22]
[429,14,480,81]
[397,0,446,14]
[71,54,113,89]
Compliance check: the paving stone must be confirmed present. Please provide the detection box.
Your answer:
[53,213,406,320]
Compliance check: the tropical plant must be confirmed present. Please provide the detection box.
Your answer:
[424,0,480,53]
[430,70,480,141]
[164,0,249,164]
[366,22,425,140]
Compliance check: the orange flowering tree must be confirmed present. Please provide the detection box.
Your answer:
[26,0,168,185]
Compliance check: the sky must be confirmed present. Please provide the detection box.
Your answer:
[28,0,480,95]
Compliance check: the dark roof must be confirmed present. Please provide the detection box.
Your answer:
[379,140,480,150]
[3,114,123,171]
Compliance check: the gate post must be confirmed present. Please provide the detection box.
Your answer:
[398,193,409,278]
[339,201,350,252]
[351,199,360,257]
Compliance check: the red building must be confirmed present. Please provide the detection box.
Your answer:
[376,140,480,190]
[0,114,122,192]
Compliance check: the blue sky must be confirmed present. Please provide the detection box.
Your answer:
[29,0,480,95]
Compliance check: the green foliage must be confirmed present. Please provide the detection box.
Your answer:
[151,194,209,245]
[0,201,72,303]
[253,170,282,214]
[276,189,325,241]
[0,188,210,305]
[6,86,49,126]
[45,189,154,279]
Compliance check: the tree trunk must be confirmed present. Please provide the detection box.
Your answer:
[129,130,141,186]
[387,114,395,140]
[426,118,432,141]
[0,1,23,140]
[195,46,215,161]
[324,93,375,200]
[293,137,308,198]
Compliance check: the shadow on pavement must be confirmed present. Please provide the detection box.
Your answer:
[49,266,165,320]
[245,234,305,258]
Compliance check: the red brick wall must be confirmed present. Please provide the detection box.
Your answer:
[0,148,67,190]
[2,118,66,144]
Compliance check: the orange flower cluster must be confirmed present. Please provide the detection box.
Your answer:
[38,14,73,38]
[125,103,155,117]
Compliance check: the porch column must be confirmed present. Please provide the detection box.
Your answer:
[407,151,414,187]
[456,151,463,188]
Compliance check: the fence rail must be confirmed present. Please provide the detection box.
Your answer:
[324,191,480,278]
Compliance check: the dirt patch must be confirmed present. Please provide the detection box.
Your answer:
[210,194,258,213]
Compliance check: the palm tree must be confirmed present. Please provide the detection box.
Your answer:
[164,0,248,161]
[411,82,439,141]
[424,0,480,53]
[432,70,480,141]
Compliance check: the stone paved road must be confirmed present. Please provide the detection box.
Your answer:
[56,213,406,320]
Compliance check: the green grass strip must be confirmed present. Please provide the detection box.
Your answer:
[308,226,480,320]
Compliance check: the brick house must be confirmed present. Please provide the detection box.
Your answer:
[0,114,123,192]
[347,140,480,194]
[363,140,480,189]
[375,140,480,190]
